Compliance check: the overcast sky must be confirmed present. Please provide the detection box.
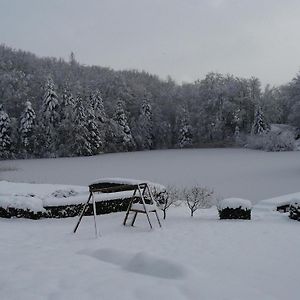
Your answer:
[1,0,300,86]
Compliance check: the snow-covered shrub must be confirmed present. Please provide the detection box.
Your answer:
[152,185,180,219]
[289,199,300,221]
[246,131,295,152]
[0,194,47,219]
[183,186,214,217]
[218,198,252,220]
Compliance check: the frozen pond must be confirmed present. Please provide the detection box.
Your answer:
[1,148,300,202]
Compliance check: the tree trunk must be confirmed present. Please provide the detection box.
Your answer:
[163,209,166,220]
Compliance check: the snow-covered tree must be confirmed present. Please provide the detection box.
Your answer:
[153,185,180,220]
[42,76,59,125]
[86,101,103,155]
[178,108,193,148]
[88,89,106,153]
[71,94,92,156]
[90,89,106,124]
[183,186,214,217]
[0,104,11,158]
[251,106,270,135]
[41,76,60,155]
[113,99,135,151]
[19,101,36,155]
[56,87,76,157]
[60,85,75,120]
[135,94,153,150]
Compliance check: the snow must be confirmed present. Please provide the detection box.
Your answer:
[0,193,299,300]
[91,177,166,192]
[290,198,300,208]
[0,194,45,212]
[0,181,135,208]
[1,149,300,299]
[2,148,300,202]
[218,198,252,210]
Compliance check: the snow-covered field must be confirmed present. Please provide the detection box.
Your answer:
[1,148,300,300]
[0,198,299,300]
[1,148,300,202]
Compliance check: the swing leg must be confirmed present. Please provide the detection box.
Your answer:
[73,193,92,233]
[154,210,162,227]
[123,188,137,226]
[92,194,98,237]
[131,212,138,226]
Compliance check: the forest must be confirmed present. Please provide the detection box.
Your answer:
[0,44,300,159]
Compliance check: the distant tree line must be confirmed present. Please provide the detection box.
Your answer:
[0,44,299,159]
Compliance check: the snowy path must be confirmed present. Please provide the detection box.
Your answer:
[0,206,298,300]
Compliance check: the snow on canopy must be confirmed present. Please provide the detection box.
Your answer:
[90,177,166,191]
[218,198,252,210]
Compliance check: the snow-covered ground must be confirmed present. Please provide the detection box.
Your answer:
[0,196,299,300]
[1,148,300,202]
[1,149,300,299]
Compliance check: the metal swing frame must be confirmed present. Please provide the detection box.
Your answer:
[73,180,161,237]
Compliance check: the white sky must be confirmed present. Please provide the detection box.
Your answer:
[1,0,300,86]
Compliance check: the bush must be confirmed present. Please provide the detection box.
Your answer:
[289,199,300,221]
[246,131,295,152]
[218,198,252,220]
[0,197,132,219]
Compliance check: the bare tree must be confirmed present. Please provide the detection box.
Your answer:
[183,186,214,217]
[152,185,179,220]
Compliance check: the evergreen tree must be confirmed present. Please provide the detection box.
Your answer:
[70,94,92,156]
[90,89,106,124]
[113,99,135,151]
[251,106,270,135]
[19,101,36,155]
[56,87,76,157]
[140,95,153,149]
[60,85,75,121]
[89,89,106,153]
[0,104,12,158]
[42,76,60,155]
[87,103,102,155]
[178,108,193,148]
[42,76,59,125]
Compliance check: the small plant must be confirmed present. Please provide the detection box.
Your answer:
[183,186,214,217]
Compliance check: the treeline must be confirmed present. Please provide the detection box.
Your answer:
[0,44,300,159]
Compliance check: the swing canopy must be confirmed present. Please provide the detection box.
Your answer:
[89,178,165,194]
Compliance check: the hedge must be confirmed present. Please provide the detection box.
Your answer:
[0,197,132,220]
[218,207,251,220]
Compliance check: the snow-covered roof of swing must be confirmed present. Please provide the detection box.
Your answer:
[89,178,166,193]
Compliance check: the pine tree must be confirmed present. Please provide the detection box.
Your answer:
[0,104,12,158]
[113,99,135,151]
[251,106,270,135]
[19,101,36,155]
[56,87,76,157]
[90,89,106,124]
[87,105,102,155]
[42,76,60,155]
[60,85,75,121]
[71,94,92,156]
[43,76,59,125]
[137,94,153,150]
[178,108,193,148]
[89,89,106,153]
